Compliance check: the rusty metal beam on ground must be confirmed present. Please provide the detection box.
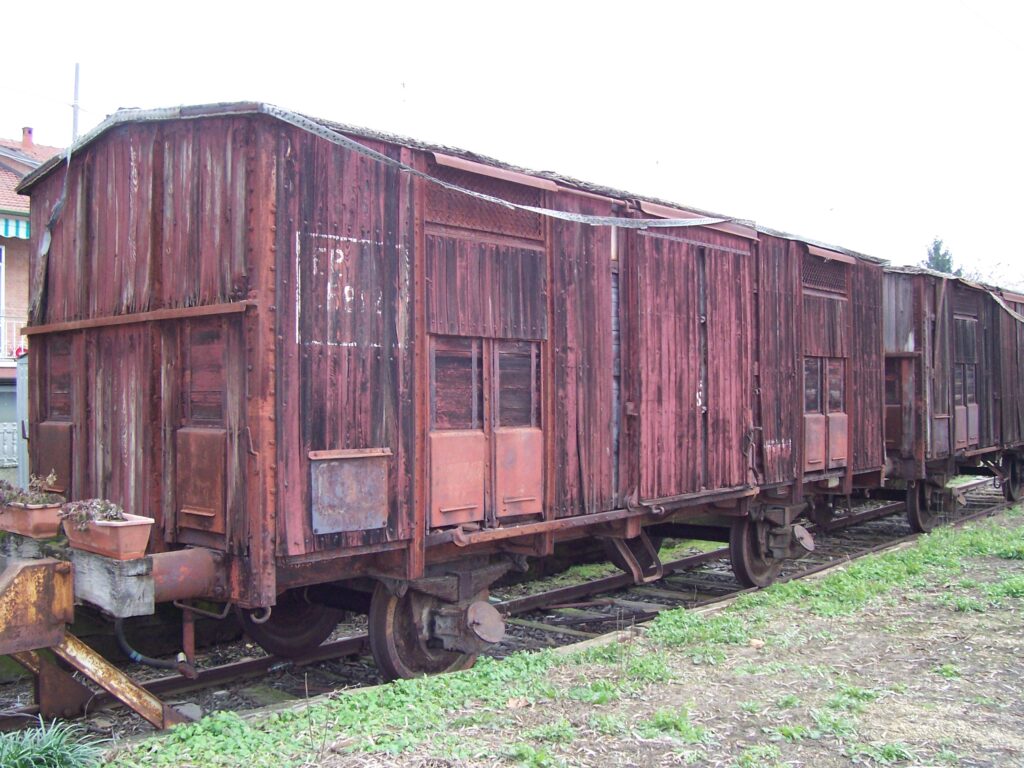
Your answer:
[51,634,190,730]
[11,650,96,719]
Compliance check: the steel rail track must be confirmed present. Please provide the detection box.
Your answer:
[0,486,1013,731]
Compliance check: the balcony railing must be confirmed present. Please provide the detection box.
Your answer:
[1,315,27,361]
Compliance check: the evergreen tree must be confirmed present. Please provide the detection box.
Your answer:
[922,237,962,276]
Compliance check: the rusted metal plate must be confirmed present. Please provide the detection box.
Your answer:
[310,453,389,534]
[495,427,543,518]
[0,557,74,656]
[429,431,485,528]
[804,414,827,472]
[175,428,227,536]
[827,412,848,468]
[967,403,980,446]
[35,421,72,494]
[955,406,968,449]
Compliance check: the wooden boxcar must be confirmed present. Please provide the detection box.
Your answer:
[17,103,882,677]
[883,267,1024,529]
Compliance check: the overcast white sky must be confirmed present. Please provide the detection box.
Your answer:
[4,0,1022,286]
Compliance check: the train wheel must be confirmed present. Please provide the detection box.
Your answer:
[906,482,938,533]
[1003,456,1024,503]
[368,583,476,681]
[236,589,342,658]
[730,518,782,588]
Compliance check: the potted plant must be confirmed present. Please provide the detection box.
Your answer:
[60,498,155,560]
[0,472,66,539]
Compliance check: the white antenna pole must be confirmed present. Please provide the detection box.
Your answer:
[72,63,80,142]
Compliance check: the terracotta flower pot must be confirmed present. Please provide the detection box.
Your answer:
[63,513,155,560]
[0,502,64,539]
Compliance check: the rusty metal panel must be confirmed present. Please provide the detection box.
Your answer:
[955,406,968,449]
[756,236,800,485]
[804,413,827,472]
[549,196,615,517]
[36,421,72,494]
[310,453,389,534]
[828,413,848,468]
[0,558,74,656]
[429,431,485,528]
[175,428,227,536]
[967,403,980,446]
[495,427,543,518]
[425,235,547,340]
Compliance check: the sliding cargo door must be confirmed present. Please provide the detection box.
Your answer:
[631,231,752,501]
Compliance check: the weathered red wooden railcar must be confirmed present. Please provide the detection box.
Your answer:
[14,103,883,679]
[883,267,1024,529]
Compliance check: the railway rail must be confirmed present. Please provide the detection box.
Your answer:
[0,479,1011,736]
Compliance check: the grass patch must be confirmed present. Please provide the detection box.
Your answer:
[985,574,1024,598]
[0,718,104,768]
[776,693,801,708]
[735,744,782,768]
[638,709,710,743]
[812,709,858,739]
[933,663,961,679]
[503,742,563,767]
[768,723,810,742]
[112,510,1024,767]
[523,719,575,744]
[586,713,626,735]
[847,741,916,764]
[827,684,879,713]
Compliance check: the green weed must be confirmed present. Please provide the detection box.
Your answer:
[586,713,626,735]
[638,709,710,743]
[503,742,563,767]
[848,741,916,764]
[523,719,575,744]
[769,724,810,742]
[933,663,961,679]
[985,574,1024,598]
[735,744,782,768]
[0,718,104,768]
[812,709,858,739]
[776,694,801,709]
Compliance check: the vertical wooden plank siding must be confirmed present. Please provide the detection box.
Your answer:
[630,228,753,499]
[548,196,615,516]
[274,125,408,555]
[850,259,884,471]
[756,236,800,485]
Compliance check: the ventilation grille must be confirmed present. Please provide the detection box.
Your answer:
[802,254,848,294]
[425,162,544,241]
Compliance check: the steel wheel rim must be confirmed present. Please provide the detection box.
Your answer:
[730,517,782,588]
[236,590,341,658]
[368,583,476,681]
